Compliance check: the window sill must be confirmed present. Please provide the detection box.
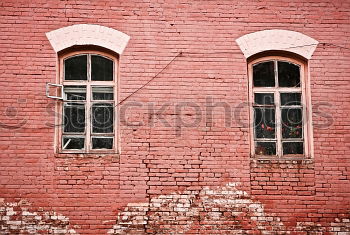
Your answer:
[251,155,313,165]
[55,151,120,159]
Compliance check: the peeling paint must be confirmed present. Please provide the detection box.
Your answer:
[0,199,78,234]
[109,182,350,234]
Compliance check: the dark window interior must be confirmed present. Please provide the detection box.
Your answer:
[255,142,276,155]
[62,53,116,152]
[91,55,113,81]
[92,87,114,100]
[281,93,301,106]
[254,93,274,105]
[283,142,303,155]
[63,137,85,150]
[64,55,88,81]
[64,103,85,133]
[254,107,276,139]
[281,108,303,139]
[278,61,300,87]
[64,86,87,101]
[253,61,275,87]
[92,137,113,149]
[92,103,114,133]
[253,59,304,157]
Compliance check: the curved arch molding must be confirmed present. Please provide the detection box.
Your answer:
[46,24,130,54]
[236,29,318,59]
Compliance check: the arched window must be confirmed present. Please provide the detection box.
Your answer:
[58,50,118,153]
[46,24,130,154]
[248,56,312,158]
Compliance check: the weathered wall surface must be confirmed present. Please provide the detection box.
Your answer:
[0,0,349,234]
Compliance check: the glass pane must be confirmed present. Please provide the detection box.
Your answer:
[282,108,303,139]
[64,55,87,80]
[254,108,275,139]
[92,103,114,133]
[283,142,303,155]
[92,87,114,100]
[91,55,113,81]
[255,142,276,155]
[254,93,274,105]
[64,103,85,133]
[63,137,84,150]
[278,61,300,87]
[64,86,86,101]
[92,137,113,149]
[281,93,301,106]
[253,61,275,87]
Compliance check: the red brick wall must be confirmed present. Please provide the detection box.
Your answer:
[0,0,349,234]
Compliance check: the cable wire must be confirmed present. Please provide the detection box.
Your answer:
[5,41,350,130]
[115,51,182,107]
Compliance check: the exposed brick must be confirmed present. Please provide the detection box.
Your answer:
[0,0,349,234]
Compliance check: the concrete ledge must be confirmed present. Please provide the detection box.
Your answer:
[236,29,318,60]
[46,24,130,54]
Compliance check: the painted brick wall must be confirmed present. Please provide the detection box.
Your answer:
[0,0,349,234]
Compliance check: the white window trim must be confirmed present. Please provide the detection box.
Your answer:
[56,50,119,154]
[46,24,130,55]
[248,55,313,159]
[236,29,319,60]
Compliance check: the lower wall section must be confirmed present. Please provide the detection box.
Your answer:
[0,183,349,234]
[0,199,77,234]
[108,182,350,234]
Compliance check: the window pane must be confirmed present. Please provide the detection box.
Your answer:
[278,61,300,87]
[64,55,87,81]
[91,55,113,81]
[64,103,85,133]
[92,87,114,100]
[282,108,303,139]
[254,93,274,105]
[92,137,113,149]
[253,61,275,87]
[283,142,303,155]
[281,93,301,106]
[64,86,86,101]
[63,137,85,150]
[255,142,276,155]
[254,108,275,139]
[92,103,114,133]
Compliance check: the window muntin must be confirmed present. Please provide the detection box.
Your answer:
[249,57,310,158]
[59,52,117,153]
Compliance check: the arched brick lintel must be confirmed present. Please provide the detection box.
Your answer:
[46,24,130,54]
[236,30,318,60]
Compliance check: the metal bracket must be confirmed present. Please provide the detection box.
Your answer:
[46,83,63,99]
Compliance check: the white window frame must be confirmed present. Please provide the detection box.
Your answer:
[248,56,313,159]
[56,50,119,154]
